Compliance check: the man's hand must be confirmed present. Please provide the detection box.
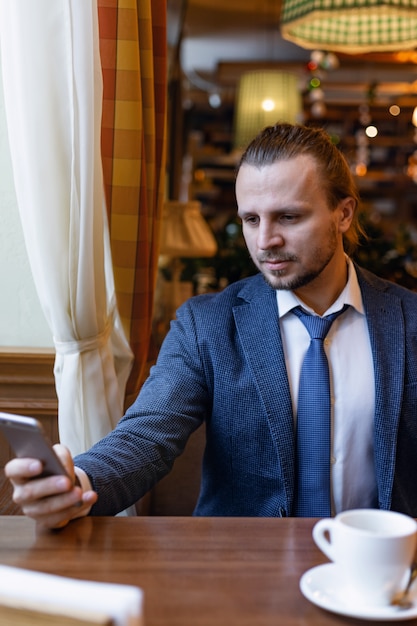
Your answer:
[4,444,98,529]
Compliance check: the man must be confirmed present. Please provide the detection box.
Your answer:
[6,123,417,528]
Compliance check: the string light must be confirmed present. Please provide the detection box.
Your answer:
[389,104,401,116]
[305,50,339,119]
[365,125,378,138]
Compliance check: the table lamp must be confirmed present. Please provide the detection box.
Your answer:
[158,200,218,324]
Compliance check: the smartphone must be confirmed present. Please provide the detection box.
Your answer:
[0,412,69,478]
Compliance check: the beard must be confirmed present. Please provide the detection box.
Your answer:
[256,223,339,292]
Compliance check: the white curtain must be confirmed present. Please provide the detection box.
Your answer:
[0,1,133,455]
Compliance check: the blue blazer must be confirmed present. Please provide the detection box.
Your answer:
[76,265,417,517]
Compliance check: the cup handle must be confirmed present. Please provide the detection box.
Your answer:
[312,518,336,561]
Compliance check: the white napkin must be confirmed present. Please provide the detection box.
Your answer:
[0,564,144,626]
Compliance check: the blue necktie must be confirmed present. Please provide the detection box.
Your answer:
[292,305,349,517]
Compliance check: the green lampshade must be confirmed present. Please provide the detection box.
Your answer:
[281,0,417,53]
[233,71,302,150]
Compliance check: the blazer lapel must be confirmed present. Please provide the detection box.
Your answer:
[357,268,405,509]
[232,277,296,506]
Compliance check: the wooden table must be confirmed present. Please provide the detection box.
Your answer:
[0,515,413,626]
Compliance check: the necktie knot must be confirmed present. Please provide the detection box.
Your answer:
[292,305,349,341]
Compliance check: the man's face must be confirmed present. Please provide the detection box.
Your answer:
[236,155,351,298]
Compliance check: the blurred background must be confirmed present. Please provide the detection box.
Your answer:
[164,0,417,294]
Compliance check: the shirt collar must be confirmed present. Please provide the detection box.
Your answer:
[276,257,365,319]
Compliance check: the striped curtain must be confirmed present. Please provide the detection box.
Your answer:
[98,0,167,405]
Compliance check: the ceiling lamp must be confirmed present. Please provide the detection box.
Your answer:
[233,71,302,150]
[280,0,417,54]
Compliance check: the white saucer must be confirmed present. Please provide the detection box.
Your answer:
[300,563,417,621]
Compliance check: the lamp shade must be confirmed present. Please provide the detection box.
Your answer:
[233,71,302,150]
[280,0,417,53]
[160,200,217,258]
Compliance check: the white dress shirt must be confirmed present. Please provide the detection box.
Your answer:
[277,258,378,514]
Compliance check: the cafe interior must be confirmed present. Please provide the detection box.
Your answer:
[171,0,417,293]
[1,1,417,623]
[1,0,417,511]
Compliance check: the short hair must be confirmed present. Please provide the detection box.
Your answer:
[236,123,364,255]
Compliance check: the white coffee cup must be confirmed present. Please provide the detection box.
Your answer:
[313,509,417,607]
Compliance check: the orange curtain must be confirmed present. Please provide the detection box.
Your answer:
[97,0,167,404]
